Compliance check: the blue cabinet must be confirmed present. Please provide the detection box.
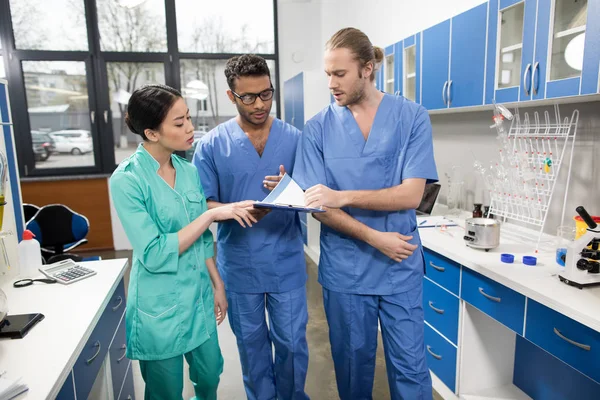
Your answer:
[487,0,599,104]
[424,323,457,392]
[422,20,451,110]
[423,278,460,345]
[422,4,488,110]
[449,3,488,107]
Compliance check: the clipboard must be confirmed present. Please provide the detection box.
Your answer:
[254,173,326,213]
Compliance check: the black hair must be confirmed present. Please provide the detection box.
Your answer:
[125,84,182,141]
[224,54,271,90]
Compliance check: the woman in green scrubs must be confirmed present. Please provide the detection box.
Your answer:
[110,84,257,400]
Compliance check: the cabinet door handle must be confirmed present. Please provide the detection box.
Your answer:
[532,62,539,95]
[86,341,102,365]
[554,328,591,351]
[428,301,445,314]
[523,63,531,96]
[117,344,127,362]
[112,296,123,312]
[442,81,448,105]
[447,80,453,107]
[430,261,445,272]
[479,287,501,303]
[90,111,95,124]
[103,110,109,124]
[427,345,442,360]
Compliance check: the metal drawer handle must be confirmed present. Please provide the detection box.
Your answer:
[478,287,501,303]
[112,296,123,312]
[554,328,591,351]
[126,396,133,400]
[117,344,127,362]
[428,301,445,314]
[427,345,442,360]
[86,341,102,365]
[430,261,445,272]
[523,63,532,96]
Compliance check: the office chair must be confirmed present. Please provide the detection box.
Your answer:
[25,204,101,264]
[23,203,40,224]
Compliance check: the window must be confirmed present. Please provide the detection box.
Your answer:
[175,0,275,53]
[0,0,279,177]
[22,61,94,169]
[107,62,166,164]
[9,0,88,51]
[180,59,278,160]
[96,0,168,52]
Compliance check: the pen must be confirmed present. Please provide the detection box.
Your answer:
[419,220,427,226]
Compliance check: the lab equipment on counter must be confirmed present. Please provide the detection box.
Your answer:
[472,203,483,218]
[482,103,578,252]
[555,225,577,267]
[501,253,515,263]
[445,166,464,216]
[17,230,42,280]
[523,256,537,266]
[39,259,96,284]
[0,312,44,339]
[559,206,600,289]
[463,218,501,251]
[13,278,56,288]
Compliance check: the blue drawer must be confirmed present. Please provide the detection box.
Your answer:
[110,312,130,399]
[117,362,135,400]
[423,278,460,345]
[525,300,600,383]
[461,268,525,334]
[73,278,126,399]
[56,371,76,400]
[423,249,461,295]
[424,323,457,392]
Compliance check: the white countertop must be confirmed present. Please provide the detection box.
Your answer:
[0,258,129,399]
[418,215,600,333]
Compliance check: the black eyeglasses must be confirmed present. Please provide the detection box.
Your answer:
[231,88,275,105]
[13,278,57,288]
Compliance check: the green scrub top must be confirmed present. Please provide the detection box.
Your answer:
[110,144,217,361]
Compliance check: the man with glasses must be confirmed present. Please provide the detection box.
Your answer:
[193,54,310,400]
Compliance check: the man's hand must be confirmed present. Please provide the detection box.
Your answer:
[369,231,417,263]
[248,207,271,222]
[264,165,286,191]
[305,184,346,209]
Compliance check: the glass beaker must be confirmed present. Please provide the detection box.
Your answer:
[555,226,577,267]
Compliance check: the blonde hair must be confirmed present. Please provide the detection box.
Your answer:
[326,28,384,81]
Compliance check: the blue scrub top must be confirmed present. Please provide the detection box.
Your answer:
[293,94,438,295]
[193,118,307,294]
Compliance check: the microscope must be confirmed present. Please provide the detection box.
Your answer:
[559,206,600,289]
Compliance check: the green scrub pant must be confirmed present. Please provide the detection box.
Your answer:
[139,333,224,400]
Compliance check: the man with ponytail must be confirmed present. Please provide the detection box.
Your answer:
[293,27,438,399]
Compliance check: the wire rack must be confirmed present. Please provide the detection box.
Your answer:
[476,104,578,251]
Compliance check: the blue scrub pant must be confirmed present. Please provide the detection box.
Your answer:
[227,286,310,400]
[323,284,432,400]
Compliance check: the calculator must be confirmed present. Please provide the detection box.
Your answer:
[39,259,97,284]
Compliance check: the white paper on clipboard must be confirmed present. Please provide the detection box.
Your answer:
[253,174,325,213]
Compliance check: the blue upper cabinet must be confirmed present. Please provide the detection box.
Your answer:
[422,20,451,110]
[449,3,488,107]
[422,4,488,111]
[402,34,420,103]
[486,0,537,103]
[394,41,403,95]
[487,0,599,104]
[544,0,598,98]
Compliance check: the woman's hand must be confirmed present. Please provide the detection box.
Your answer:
[210,200,258,228]
[213,286,228,325]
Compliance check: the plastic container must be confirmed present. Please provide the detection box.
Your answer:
[18,230,43,279]
[574,215,600,239]
[555,226,577,267]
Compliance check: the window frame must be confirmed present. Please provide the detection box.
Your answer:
[0,0,281,178]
